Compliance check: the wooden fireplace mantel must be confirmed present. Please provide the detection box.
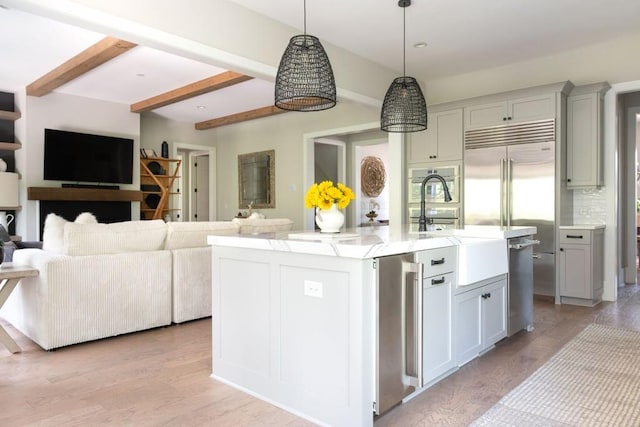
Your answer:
[28,187,142,202]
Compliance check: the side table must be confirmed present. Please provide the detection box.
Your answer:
[0,263,38,353]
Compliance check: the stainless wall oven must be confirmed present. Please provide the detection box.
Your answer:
[407,165,460,230]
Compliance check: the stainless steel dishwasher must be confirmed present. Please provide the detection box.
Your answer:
[507,236,539,336]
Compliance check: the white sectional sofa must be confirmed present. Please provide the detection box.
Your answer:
[1,217,293,350]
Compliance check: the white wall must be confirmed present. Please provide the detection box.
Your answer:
[424,33,640,105]
[215,102,379,228]
[354,143,389,225]
[19,92,139,239]
[140,112,217,152]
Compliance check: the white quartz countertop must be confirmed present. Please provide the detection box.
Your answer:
[559,224,606,230]
[207,225,537,259]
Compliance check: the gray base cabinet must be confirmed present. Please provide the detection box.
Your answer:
[422,272,455,385]
[454,275,507,366]
[559,227,604,306]
[418,247,457,385]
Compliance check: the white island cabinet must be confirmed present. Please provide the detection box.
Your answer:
[208,225,535,427]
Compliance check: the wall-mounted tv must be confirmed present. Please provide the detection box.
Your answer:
[44,128,134,185]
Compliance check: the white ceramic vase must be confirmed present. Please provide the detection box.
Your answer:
[0,158,6,173]
[315,203,345,233]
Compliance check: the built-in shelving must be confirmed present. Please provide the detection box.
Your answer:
[0,142,21,151]
[0,110,21,121]
[140,157,181,220]
[0,95,21,241]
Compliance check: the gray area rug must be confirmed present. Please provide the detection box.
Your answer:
[471,323,640,426]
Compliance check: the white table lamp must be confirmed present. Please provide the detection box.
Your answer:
[0,172,19,208]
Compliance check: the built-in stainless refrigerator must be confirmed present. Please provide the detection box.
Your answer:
[464,119,556,296]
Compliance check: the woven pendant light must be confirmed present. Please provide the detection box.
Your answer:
[275,0,336,112]
[380,0,427,132]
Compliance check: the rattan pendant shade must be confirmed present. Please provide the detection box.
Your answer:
[380,0,427,133]
[275,34,336,111]
[381,76,427,132]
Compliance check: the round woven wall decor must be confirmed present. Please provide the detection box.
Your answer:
[361,156,386,197]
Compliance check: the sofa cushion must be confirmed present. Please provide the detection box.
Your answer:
[74,212,98,224]
[164,221,239,250]
[64,220,167,256]
[231,217,294,234]
[42,212,99,254]
[42,213,68,254]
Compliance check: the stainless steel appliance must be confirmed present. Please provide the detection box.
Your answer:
[375,253,422,416]
[408,206,460,231]
[464,119,556,296]
[408,165,459,204]
[408,165,460,230]
[507,236,538,335]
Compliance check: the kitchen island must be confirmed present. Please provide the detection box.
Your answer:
[208,225,535,427]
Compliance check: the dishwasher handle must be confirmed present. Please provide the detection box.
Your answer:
[509,239,540,250]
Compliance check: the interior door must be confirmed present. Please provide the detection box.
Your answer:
[190,152,210,221]
[464,146,505,226]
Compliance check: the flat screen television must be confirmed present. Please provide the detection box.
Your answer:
[44,128,134,185]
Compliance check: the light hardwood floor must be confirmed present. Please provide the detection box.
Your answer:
[2,284,640,426]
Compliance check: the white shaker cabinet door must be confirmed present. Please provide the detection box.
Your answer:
[422,272,455,385]
[481,278,507,346]
[454,286,483,366]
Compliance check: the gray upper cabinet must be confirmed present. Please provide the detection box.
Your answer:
[464,93,556,129]
[566,83,610,188]
[407,108,463,164]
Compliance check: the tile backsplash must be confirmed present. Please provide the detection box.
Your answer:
[573,188,607,224]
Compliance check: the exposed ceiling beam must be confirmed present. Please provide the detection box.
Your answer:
[27,36,137,97]
[195,105,287,130]
[131,71,254,113]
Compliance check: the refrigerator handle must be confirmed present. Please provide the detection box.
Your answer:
[401,261,423,389]
[507,158,513,227]
[500,159,506,227]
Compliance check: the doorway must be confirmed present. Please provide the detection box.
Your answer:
[303,122,402,230]
[173,143,216,221]
[189,151,210,221]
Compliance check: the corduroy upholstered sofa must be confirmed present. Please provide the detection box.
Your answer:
[1,217,293,350]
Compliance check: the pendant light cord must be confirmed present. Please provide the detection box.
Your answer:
[403,4,406,78]
[303,0,307,36]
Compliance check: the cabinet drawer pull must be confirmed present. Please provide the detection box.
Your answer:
[431,258,445,266]
[566,235,583,239]
[431,277,446,285]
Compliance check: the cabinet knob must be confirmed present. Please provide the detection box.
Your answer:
[502,117,507,121]
[568,179,572,182]
[560,248,564,251]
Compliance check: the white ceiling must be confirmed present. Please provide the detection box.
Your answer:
[231,0,640,80]
[2,1,640,124]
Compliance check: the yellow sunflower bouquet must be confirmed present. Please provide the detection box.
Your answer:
[305,181,355,210]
